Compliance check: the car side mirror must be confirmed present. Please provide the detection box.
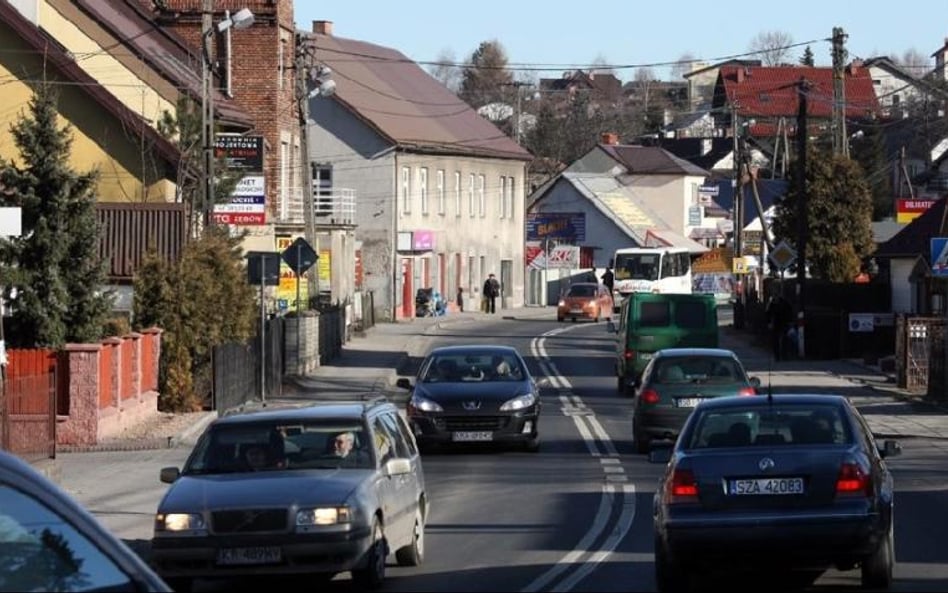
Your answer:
[395,378,412,390]
[879,439,902,459]
[385,458,412,476]
[648,441,673,464]
[159,467,180,484]
[749,376,762,388]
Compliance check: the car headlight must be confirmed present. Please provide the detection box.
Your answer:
[410,394,443,413]
[500,392,537,411]
[155,512,206,534]
[558,300,565,307]
[296,506,352,527]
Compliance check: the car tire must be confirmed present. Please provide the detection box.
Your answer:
[557,316,563,322]
[861,526,894,589]
[634,424,650,454]
[164,578,193,593]
[352,519,387,590]
[654,536,688,593]
[523,435,541,453]
[617,374,626,395]
[395,508,425,567]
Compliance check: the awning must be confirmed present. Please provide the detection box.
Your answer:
[644,229,710,254]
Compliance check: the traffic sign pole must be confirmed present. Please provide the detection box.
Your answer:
[296,242,301,373]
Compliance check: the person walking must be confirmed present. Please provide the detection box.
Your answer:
[765,293,795,361]
[483,274,500,314]
[457,286,464,312]
[601,266,615,294]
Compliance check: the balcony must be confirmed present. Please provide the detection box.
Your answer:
[275,187,357,228]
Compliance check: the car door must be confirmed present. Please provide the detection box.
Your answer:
[372,414,412,546]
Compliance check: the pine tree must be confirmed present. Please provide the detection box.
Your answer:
[458,40,514,109]
[800,46,815,66]
[0,83,109,347]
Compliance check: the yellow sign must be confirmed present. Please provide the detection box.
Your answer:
[732,257,749,275]
[318,249,331,284]
[275,236,308,312]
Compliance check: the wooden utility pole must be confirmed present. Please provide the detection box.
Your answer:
[796,77,811,358]
[201,0,215,227]
[831,27,849,157]
[295,33,318,300]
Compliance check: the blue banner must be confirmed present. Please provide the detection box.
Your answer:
[526,212,586,242]
[932,237,948,277]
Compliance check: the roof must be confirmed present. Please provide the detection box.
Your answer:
[646,137,735,172]
[599,144,710,176]
[215,401,392,425]
[655,348,739,358]
[539,70,623,97]
[874,198,947,259]
[683,59,762,80]
[712,178,788,227]
[697,393,848,410]
[307,32,532,162]
[429,345,520,355]
[72,0,252,129]
[0,1,179,170]
[560,172,662,236]
[871,220,907,245]
[643,229,710,254]
[716,64,881,120]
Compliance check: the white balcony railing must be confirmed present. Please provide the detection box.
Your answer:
[276,187,357,227]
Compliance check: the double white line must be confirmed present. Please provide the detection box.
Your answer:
[523,328,636,593]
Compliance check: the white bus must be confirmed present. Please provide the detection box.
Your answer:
[611,246,692,306]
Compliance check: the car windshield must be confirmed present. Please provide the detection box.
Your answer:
[684,404,852,449]
[567,285,596,298]
[614,253,660,281]
[653,356,745,384]
[421,352,525,383]
[184,421,374,474]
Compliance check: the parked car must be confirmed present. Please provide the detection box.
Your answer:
[151,398,427,591]
[631,348,760,453]
[557,282,613,322]
[650,394,900,592]
[396,345,541,452]
[0,450,171,592]
[615,292,719,393]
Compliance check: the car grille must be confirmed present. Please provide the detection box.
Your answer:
[211,509,288,534]
[436,416,508,431]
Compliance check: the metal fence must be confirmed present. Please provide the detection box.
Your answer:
[895,316,948,393]
[317,304,345,365]
[212,319,284,414]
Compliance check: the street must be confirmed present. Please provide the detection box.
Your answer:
[55,312,948,592]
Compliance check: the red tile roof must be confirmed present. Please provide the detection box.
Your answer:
[717,65,881,120]
[308,33,532,161]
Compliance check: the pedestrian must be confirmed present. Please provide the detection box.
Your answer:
[765,293,795,361]
[601,266,614,294]
[457,286,464,312]
[482,273,500,314]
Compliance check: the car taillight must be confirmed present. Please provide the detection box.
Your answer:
[665,469,699,503]
[624,349,635,360]
[737,387,757,396]
[836,462,872,496]
[640,389,660,404]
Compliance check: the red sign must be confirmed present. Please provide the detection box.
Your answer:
[355,249,364,288]
[896,198,937,223]
[212,212,267,225]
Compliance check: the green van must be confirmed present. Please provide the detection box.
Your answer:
[614,293,719,394]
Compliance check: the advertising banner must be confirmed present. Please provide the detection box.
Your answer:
[896,198,936,223]
[214,135,264,171]
[526,213,586,242]
[275,236,308,313]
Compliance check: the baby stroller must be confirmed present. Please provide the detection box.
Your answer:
[415,288,435,317]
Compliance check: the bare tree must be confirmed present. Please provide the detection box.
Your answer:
[670,52,697,80]
[749,30,794,66]
[897,48,930,76]
[590,53,615,76]
[428,48,462,93]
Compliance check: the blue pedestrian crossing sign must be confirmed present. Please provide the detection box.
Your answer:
[932,238,948,277]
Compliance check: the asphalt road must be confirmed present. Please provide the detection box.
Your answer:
[56,314,948,592]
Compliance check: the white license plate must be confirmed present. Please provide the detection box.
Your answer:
[570,309,584,314]
[452,431,493,442]
[729,477,804,496]
[675,397,705,408]
[217,546,282,566]
[639,352,652,360]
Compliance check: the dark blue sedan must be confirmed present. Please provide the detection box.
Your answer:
[650,394,900,592]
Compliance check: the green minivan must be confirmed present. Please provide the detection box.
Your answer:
[614,293,719,394]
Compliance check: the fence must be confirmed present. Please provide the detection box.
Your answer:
[212,319,283,414]
[317,304,345,365]
[1,349,61,462]
[895,316,948,394]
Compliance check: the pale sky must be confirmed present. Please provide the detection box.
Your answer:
[295,1,946,81]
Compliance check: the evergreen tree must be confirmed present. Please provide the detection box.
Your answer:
[458,40,514,109]
[849,125,893,220]
[0,83,109,347]
[800,46,815,66]
[773,145,874,282]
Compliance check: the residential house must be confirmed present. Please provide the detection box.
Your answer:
[683,59,761,110]
[526,135,711,304]
[862,56,926,119]
[538,69,624,109]
[304,21,533,321]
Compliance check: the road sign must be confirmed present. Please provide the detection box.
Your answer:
[732,256,750,274]
[932,238,948,277]
[769,240,797,272]
[246,251,281,286]
[281,237,318,276]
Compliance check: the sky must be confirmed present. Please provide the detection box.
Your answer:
[295,1,947,82]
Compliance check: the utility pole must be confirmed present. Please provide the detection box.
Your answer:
[501,81,531,144]
[201,0,215,228]
[796,77,811,358]
[295,33,318,301]
[831,26,849,158]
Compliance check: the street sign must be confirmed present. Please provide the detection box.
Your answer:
[732,256,750,275]
[932,237,948,277]
[281,237,318,276]
[246,251,281,286]
[769,240,797,272]
[0,207,22,237]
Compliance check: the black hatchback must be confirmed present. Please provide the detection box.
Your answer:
[396,345,541,452]
[650,394,901,592]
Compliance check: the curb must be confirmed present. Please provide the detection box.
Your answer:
[169,411,218,447]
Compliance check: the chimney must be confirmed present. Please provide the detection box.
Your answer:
[313,20,333,36]
[601,132,619,145]
[736,68,744,83]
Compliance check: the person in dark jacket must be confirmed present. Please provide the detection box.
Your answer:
[766,294,795,361]
[483,274,500,314]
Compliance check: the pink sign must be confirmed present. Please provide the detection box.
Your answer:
[412,230,434,251]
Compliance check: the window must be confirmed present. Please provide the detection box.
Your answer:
[372,418,395,465]
[499,176,506,219]
[675,301,708,329]
[640,302,671,328]
[280,141,289,220]
[378,413,411,458]
[454,171,461,217]
[506,176,515,219]
[278,35,288,91]
[401,166,411,214]
[468,173,475,217]
[477,174,485,217]
[393,413,419,456]
[437,169,445,215]
[313,163,332,217]
[419,167,429,215]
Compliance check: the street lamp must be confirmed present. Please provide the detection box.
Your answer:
[201,5,254,227]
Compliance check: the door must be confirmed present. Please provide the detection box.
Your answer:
[373,415,413,546]
[401,259,413,319]
[500,260,513,309]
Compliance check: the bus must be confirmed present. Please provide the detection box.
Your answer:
[611,246,692,309]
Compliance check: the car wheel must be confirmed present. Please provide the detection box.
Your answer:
[617,374,626,395]
[861,526,894,589]
[557,316,564,322]
[164,578,193,592]
[395,508,425,567]
[523,435,541,453]
[352,519,387,589]
[634,423,650,454]
[654,535,689,593]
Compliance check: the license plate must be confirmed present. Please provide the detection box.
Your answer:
[452,431,493,442]
[729,477,804,496]
[570,309,584,314]
[639,352,652,360]
[217,546,282,566]
[675,397,705,408]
